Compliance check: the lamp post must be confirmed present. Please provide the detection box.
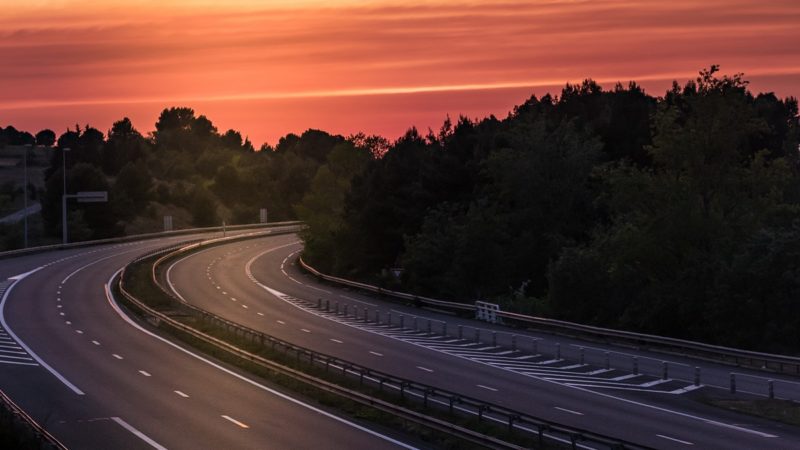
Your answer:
[23,144,31,248]
[61,147,70,245]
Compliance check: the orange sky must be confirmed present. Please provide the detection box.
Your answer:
[1,0,798,146]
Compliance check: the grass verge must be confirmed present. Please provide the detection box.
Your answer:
[120,251,556,449]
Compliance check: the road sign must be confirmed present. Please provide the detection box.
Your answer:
[76,191,108,203]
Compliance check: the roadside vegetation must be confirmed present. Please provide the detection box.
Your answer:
[2,66,798,353]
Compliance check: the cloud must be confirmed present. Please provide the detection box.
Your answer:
[1,0,798,144]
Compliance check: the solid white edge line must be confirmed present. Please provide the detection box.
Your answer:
[105,269,418,450]
[253,274,780,440]
[0,269,85,395]
[656,434,694,445]
[111,417,168,450]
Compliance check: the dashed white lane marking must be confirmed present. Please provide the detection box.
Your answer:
[242,305,249,309]
[113,354,123,360]
[92,340,101,346]
[139,370,151,377]
[257,312,264,316]
[301,328,311,333]
[231,297,237,302]
[416,366,433,373]
[277,320,285,325]
[65,321,71,325]
[554,406,584,416]
[330,338,343,344]
[57,305,62,308]
[477,384,497,392]
[174,390,189,398]
[112,417,167,450]
[76,330,83,334]
[369,351,383,357]
[222,291,227,295]
[221,415,250,429]
[657,434,694,445]
[59,312,65,316]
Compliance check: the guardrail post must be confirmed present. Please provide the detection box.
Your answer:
[399,315,404,330]
[492,331,497,347]
[605,352,610,370]
[317,298,321,308]
[475,328,481,343]
[532,338,538,355]
[386,312,391,326]
[325,300,330,312]
[768,380,774,399]
[730,373,736,394]
[442,323,447,337]
[511,335,517,351]
[508,414,520,432]
[413,317,418,331]
[555,343,561,360]
[633,356,639,375]
[477,404,489,422]
[335,301,339,314]
[458,325,463,340]
[353,305,358,319]
[375,310,380,324]
[662,361,668,380]
[579,347,585,365]
[694,367,701,386]
[343,304,348,317]
[427,319,432,335]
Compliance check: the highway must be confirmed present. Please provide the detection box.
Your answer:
[0,230,417,449]
[166,233,800,449]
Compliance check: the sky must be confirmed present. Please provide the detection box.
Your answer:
[1,0,798,146]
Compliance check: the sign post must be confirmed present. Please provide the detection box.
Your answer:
[260,208,268,223]
[62,191,108,244]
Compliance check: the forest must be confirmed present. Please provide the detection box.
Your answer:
[1,67,798,352]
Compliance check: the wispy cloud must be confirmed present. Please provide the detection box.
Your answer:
[1,0,798,143]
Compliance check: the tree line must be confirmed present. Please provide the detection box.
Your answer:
[2,67,798,352]
[297,67,800,353]
[2,107,383,246]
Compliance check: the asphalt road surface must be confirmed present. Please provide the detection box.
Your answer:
[0,230,417,450]
[166,233,800,449]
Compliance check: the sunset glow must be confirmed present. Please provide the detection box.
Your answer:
[1,0,798,145]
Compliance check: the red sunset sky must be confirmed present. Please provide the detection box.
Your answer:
[1,0,798,146]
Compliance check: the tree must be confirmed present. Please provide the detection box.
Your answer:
[103,118,148,175]
[189,187,218,227]
[35,129,56,147]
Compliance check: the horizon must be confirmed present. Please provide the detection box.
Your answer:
[1,0,798,145]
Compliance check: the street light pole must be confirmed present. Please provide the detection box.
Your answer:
[23,144,30,248]
[62,147,70,245]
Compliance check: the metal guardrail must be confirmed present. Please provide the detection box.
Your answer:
[0,221,303,260]
[298,257,800,376]
[0,388,67,450]
[116,237,649,450]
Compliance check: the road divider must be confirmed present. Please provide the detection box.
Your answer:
[115,235,649,450]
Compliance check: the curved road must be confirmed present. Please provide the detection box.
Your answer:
[0,231,417,449]
[167,233,800,449]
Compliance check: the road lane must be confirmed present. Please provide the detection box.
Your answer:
[167,234,800,449]
[0,233,418,449]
